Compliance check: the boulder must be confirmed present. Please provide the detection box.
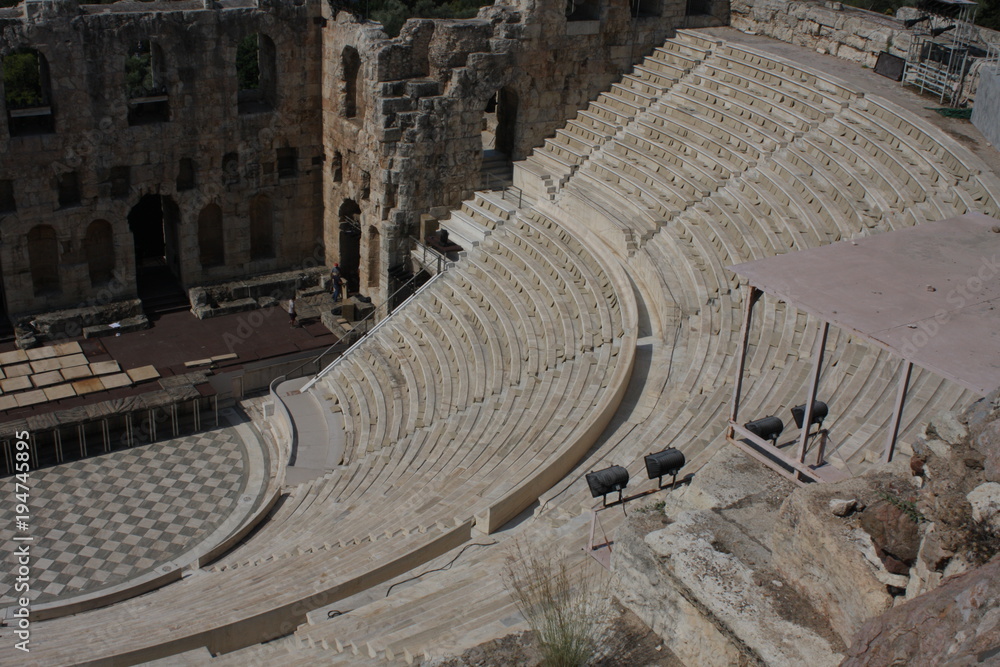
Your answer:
[858,500,921,565]
[829,498,857,517]
[771,474,903,644]
[974,419,1000,483]
[841,558,1000,666]
[967,483,1000,530]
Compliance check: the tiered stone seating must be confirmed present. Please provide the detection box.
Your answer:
[6,191,635,665]
[13,28,996,667]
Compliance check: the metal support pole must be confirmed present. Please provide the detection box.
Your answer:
[883,361,913,463]
[796,321,829,472]
[150,409,156,442]
[54,429,63,463]
[194,398,201,432]
[729,285,761,433]
[78,424,86,459]
[102,419,110,453]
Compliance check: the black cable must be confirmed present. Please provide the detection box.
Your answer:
[384,540,497,598]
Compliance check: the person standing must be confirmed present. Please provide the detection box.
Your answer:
[288,297,297,327]
[330,263,343,302]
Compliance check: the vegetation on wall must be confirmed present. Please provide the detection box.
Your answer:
[3,51,43,108]
[236,34,261,91]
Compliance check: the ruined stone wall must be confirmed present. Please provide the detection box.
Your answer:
[320,0,728,304]
[0,0,324,316]
[731,0,1000,82]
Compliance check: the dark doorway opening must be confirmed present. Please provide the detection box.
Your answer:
[481,88,517,188]
[339,199,362,294]
[128,194,187,315]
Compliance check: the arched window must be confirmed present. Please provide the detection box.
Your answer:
[249,194,274,260]
[3,48,54,136]
[126,40,169,125]
[85,220,115,287]
[27,225,59,295]
[198,205,225,268]
[367,225,380,289]
[237,33,276,113]
[342,47,362,119]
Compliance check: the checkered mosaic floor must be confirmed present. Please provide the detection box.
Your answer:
[0,427,249,605]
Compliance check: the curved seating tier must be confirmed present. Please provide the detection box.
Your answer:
[5,193,636,666]
[277,29,989,661]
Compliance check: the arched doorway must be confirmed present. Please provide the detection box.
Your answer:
[197,204,224,268]
[367,225,380,290]
[27,225,59,296]
[481,87,517,187]
[84,219,115,286]
[128,194,185,312]
[338,199,361,294]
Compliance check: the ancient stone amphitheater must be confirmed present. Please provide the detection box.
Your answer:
[5,24,1000,667]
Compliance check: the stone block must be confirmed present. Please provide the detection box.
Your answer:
[43,384,76,401]
[73,377,105,395]
[126,366,160,383]
[15,390,47,407]
[31,370,63,388]
[101,373,133,390]
[1,376,33,393]
[6,364,32,378]
[89,361,121,376]
[61,365,93,381]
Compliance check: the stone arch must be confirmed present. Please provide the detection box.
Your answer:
[367,225,380,290]
[84,219,115,287]
[237,33,276,113]
[339,199,361,293]
[249,194,274,260]
[342,46,362,119]
[27,225,59,295]
[3,47,54,135]
[198,204,225,268]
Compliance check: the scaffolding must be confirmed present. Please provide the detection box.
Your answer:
[903,0,978,105]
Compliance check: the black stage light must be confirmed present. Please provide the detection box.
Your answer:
[586,465,630,502]
[931,24,955,37]
[744,416,784,443]
[791,401,829,429]
[904,15,929,27]
[645,448,685,480]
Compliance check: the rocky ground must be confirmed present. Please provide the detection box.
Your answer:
[431,599,684,667]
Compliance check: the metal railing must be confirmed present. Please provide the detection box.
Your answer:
[986,39,1000,75]
[482,172,525,209]
[411,238,449,274]
[299,259,455,391]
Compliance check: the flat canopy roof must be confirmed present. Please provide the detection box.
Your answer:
[730,213,1000,396]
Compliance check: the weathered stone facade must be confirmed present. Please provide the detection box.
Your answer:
[320,0,727,303]
[0,0,324,318]
[1,0,729,318]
